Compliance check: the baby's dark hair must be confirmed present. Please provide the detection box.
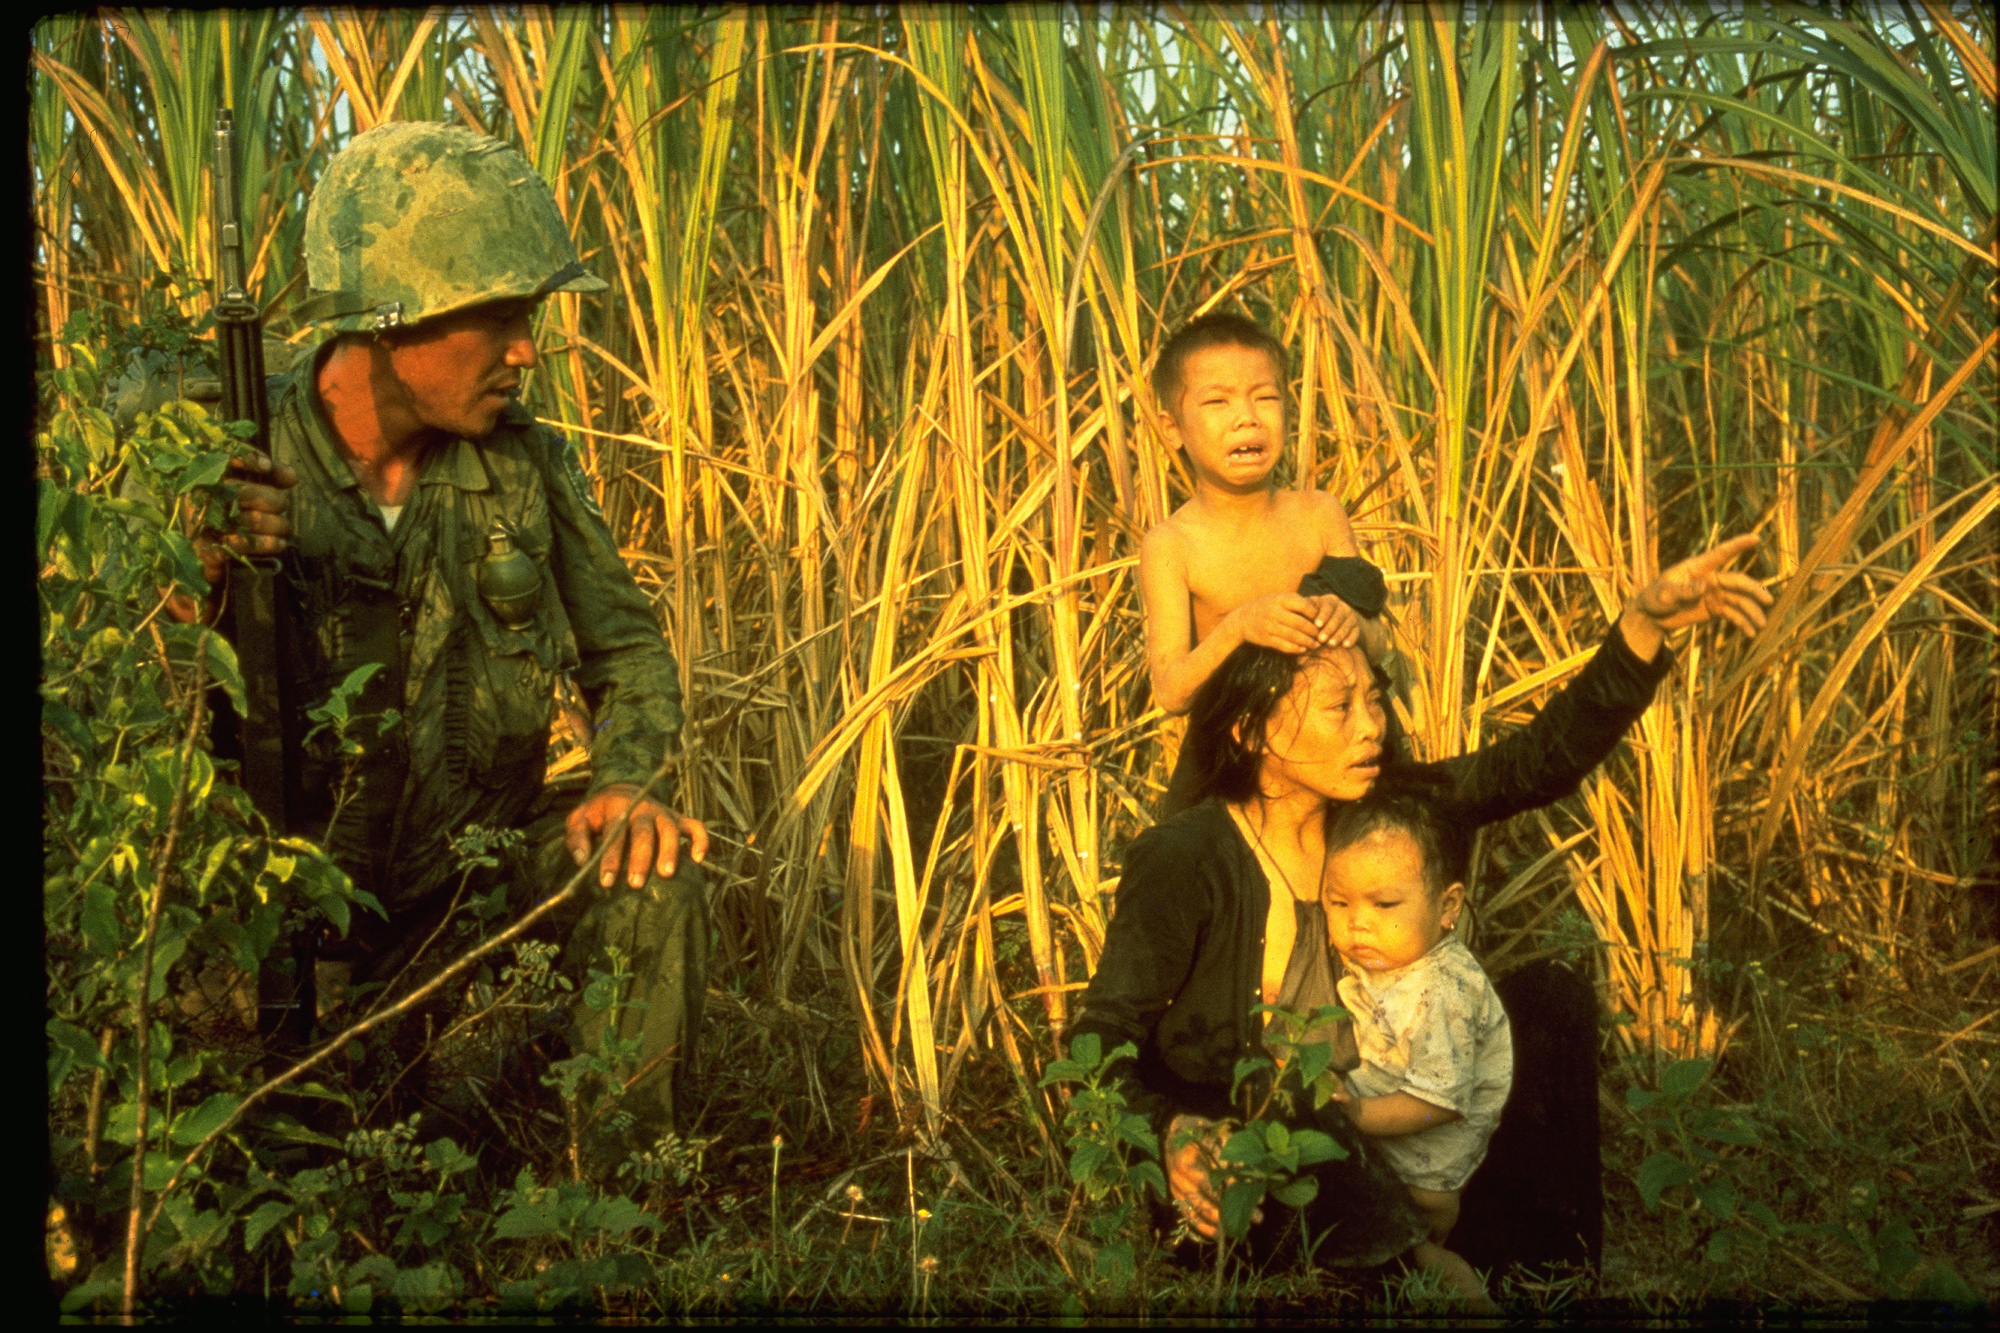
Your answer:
[1151,311,1288,416]
[1323,768,1469,900]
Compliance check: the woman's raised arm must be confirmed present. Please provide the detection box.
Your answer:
[1434,536,1771,828]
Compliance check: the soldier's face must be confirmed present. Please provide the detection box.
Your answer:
[387,298,540,439]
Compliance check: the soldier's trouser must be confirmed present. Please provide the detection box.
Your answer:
[334,787,711,1138]
[513,797,710,1137]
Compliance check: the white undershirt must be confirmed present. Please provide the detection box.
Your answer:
[377,503,404,532]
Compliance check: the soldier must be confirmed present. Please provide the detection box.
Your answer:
[165,121,710,1145]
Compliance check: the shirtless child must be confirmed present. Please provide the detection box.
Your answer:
[1140,312,1391,814]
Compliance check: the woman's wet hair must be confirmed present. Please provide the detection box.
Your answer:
[1324,768,1468,898]
[1179,640,1406,807]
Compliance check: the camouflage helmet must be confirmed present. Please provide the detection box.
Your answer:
[294,121,606,334]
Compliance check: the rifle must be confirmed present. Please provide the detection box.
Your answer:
[213,106,312,1044]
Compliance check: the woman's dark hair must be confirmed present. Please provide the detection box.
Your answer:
[1180,640,1407,808]
[1324,767,1468,897]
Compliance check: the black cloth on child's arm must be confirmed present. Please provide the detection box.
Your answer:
[1296,555,1388,618]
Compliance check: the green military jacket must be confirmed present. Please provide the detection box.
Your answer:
[269,345,684,911]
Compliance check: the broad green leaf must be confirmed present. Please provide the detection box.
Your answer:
[1694,1177,1739,1221]
[1289,1128,1347,1166]
[425,1137,478,1177]
[1068,1139,1109,1185]
[1659,1058,1712,1101]
[1219,1127,1264,1166]
[169,1091,240,1145]
[493,1201,561,1239]
[1271,1175,1319,1208]
[1219,1179,1264,1241]
[1067,1031,1102,1069]
[1635,1151,1699,1209]
[243,1199,292,1251]
[581,1192,658,1236]
[47,1019,107,1072]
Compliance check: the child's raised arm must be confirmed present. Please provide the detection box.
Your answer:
[1141,525,1339,715]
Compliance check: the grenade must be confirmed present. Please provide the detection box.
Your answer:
[477,519,541,629]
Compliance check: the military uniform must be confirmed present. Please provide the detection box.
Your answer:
[268,356,708,1134]
[263,121,706,1136]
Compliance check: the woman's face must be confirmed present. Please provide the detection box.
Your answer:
[1256,647,1387,804]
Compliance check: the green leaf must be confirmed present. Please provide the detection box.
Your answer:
[1230,1056,1272,1095]
[47,1018,107,1072]
[42,698,94,759]
[80,883,120,955]
[1295,1041,1332,1088]
[203,633,245,714]
[1659,1058,1712,1101]
[37,478,68,560]
[1271,1175,1319,1208]
[1039,1059,1087,1086]
[1911,1261,1981,1304]
[425,1137,478,1178]
[1067,1031,1102,1069]
[1626,1086,1662,1112]
[261,1113,344,1149]
[1264,1121,1291,1153]
[1127,1161,1167,1199]
[392,1262,459,1312]
[1695,1177,1739,1221]
[1219,1127,1264,1167]
[169,1092,240,1145]
[1289,1128,1347,1166]
[1874,1219,1919,1284]
[60,1275,124,1314]
[182,449,232,490]
[1068,1139,1110,1185]
[580,1193,658,1237]
[1093,1237,1136,1286]
[1219,1179,1264,1241]
[243,1199,292,1252]
[493,1201,561,1239]
[1690,1110,1761,1147]
[1635,1151,1699,1209]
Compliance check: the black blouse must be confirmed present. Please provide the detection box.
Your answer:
[1072,627,1674,1144]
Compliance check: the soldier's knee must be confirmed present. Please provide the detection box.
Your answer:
[643,857,707,918]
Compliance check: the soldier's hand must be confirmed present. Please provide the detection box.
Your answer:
[195,450,300,585]
[565,783,709,889]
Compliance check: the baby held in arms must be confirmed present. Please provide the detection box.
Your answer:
[1323,775,1510,1311]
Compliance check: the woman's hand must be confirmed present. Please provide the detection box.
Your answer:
[1165,1114,1261,1240]
[1619,534,1774,662]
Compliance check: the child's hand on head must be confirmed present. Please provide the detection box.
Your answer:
[1308,594,1362,650]
[1233,592,1331,655]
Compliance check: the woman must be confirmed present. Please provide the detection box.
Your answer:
[1070,536,1772,1274]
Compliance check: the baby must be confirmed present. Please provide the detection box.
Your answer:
[1322,779,1511,1310]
